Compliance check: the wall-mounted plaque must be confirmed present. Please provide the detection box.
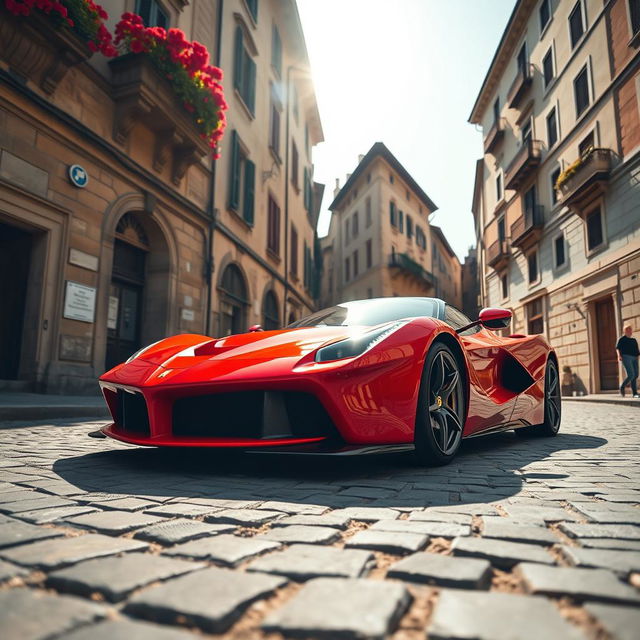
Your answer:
[69,248,99,272]
[63,281,96,323]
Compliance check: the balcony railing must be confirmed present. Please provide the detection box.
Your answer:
[556,148,615,214]
[511,205,545,248]
[507,63,534,109]
[504,139,542,191]
[389,253,436,289]
[486,239,510,270]
[484,118,506,154]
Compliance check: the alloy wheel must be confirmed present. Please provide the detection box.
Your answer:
[427,350,464,455]
[545,362,561,431]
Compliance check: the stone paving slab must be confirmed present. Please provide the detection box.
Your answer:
[65,510,167,534]
[0,533,148,569]
[584,603,640,640]
[345,529,428,554]
[270,513,353,529]
[259,524,341,545]
[12,505,98,524]
[428,589,585,640]
[163,534,281,566]
[124,567,287,633]
[451,536,555,568]
[205,508,286,526]
[134,518,235,545]
[387,552,492,588]
[480,519,559,545]
[517,563,640,605]
[0,588,107,640]
[262,577,412,639]
[0,519,65,548]
[64,619,202,640]
[144,502,221,518]
[560,545,640,577]
[559,522,640,540]
[47,553,205,602]
[0,558,28,582]
[247,544,374,580]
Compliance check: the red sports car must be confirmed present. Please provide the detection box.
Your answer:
[98,297,561,465]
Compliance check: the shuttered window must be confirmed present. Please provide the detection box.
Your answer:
[290,225,298,276]
[228,130,255,225]
[271,25,282,76]
[246,0,258,22]
[389,201,397,226]
[267,195,280,255]
[234,27,256,115]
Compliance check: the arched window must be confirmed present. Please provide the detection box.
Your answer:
[262,290,279,330]
[219,264,248,336]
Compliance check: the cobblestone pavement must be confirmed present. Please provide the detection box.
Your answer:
[0,401,639,640]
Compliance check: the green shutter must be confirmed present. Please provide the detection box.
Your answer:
[389,201,396,226]
[229,130,240,211]
[243,159,255,225]
[247,57,256,114]
[303,168,309,211]
[247,0,258,22]
[233,27,243,91]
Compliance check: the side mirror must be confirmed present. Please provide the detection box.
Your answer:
[248,325,264,333]
[479,307,512,330]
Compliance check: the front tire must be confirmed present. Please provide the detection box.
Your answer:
[514,359,561,437]
[414,343,466,466]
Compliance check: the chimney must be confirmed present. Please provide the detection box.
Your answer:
[333,178,340,198]
[358,154,364,163]
[346,173,352,182]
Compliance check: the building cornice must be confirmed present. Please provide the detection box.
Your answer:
[469,0,537,124]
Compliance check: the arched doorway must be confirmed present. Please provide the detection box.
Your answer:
[219,263,248,335]
[262,289,279,330]
[105,214,149,370]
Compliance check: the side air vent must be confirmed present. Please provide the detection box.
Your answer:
[501,353,535,394]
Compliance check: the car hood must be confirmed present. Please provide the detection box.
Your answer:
[139,326,366,369]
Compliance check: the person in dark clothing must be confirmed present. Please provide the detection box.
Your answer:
[616,325,639,398]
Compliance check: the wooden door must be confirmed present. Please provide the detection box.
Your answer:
[595,298,618,390]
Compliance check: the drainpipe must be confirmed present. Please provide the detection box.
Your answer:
[205,0,224,336]
[283,64,310,324]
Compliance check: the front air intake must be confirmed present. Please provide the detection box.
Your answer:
[172,390,340,442]
[115,389,150,435]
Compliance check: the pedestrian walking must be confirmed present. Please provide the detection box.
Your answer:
[616,325,639,398]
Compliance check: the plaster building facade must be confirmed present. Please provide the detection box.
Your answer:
[320,142,461,310]
[462,246,480,319]
[431,225,463,309]
[0,0,323,393]
[470,0,640,394]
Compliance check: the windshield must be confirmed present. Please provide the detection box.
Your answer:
[288,297,441,328]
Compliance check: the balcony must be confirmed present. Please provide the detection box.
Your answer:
[484,118,506,154]
[110,54,210,185]
[507,63,534,109]
[510,205,544,249]
[556,148,615,214]
[486,239,510,270]
[0,6,92,94]
[504,139,542,191]
[389,253,436,289]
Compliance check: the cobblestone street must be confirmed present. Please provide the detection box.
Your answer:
[0,401,639,639]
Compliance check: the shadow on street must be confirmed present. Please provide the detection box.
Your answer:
[52,429,608,509]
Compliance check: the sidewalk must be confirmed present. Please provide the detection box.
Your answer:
[0,392,109,421]
[563,393,640,409]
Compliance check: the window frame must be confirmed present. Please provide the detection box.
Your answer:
[526,296,545,335]
[228,130,255,226]
[291,141,299,190]
[271,24,282,78]
[290,224,299,277]
[542,45,555,90]
[233,25,257,117]
[550,165,561,207]
[527,248,540,286]
[553,231,567,270]
[573,61,592,119]
[546,105,558,149]
[628,0,640,44]
[539,0,552,36]
[583,200,607,256]
[267,193,281,257]
[366,238,372,269]
[135,0,169,28]
[500,271,509,302]
[568,0,587,50]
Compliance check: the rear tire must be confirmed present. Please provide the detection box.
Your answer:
[514,359,561,438]
[414,343,466,466]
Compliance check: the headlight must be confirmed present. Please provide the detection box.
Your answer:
[315,322,405,363]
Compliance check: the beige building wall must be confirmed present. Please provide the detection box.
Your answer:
[470,0,640,394]
[322,143,461,310]
[0,0,322,393]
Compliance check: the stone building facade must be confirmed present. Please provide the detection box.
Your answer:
[0,0,323,393]
[470,0,640,394]
[320,142,462,310]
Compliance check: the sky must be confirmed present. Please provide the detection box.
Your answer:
[297,0,516,261]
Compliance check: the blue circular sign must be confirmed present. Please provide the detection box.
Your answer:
[68,164,89,188]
